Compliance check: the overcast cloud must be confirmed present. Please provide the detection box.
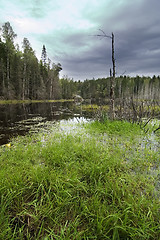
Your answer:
[0,0,160,80]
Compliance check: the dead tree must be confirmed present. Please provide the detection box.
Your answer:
[110,67,115,120]
[95,30,116,120]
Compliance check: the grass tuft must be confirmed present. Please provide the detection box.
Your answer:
[0,120,160,239]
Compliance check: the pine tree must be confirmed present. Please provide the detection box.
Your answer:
[22,38,37,99]
[1,22,17,99]
[41,45,47,66]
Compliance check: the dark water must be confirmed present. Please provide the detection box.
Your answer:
[0,102,92,145]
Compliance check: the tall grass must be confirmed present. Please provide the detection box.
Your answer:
[0,120,160,239]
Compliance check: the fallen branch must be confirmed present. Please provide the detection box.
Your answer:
[154,125,160,133]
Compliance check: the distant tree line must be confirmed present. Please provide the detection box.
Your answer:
[0,22,160,101]
[60,75,160,101]
[0,22,62,100]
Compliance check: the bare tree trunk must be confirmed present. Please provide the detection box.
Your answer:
[94,30,116,119]
[6,55,10,99]
[50,78,53,99]
[22,62,26,100]
[110,68,114,119]
[111,33,115,120]
[1,59,5,95]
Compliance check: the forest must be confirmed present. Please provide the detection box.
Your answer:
[0,22,62,100]
[0,22,160,101]
[61,75,160,101]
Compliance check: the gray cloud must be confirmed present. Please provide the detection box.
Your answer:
[0,0,160,80]
[14,0,55,18]
[58,0,160,79]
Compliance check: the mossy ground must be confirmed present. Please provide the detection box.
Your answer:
[0,99,74,105]
[0,120,160,239]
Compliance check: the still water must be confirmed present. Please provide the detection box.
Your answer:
[0,102,92,145]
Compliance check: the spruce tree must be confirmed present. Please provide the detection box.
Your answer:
[41,45,47,66]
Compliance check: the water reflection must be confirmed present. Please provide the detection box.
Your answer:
[0,102,92,145]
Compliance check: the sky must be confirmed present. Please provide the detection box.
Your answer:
[0,0,160,80]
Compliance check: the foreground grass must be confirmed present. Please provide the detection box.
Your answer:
[0,120,160,239]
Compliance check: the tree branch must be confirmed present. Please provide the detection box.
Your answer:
[91,29,112,39]
[98,29,112,38]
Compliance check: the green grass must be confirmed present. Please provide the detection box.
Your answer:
[0,99,74,105]
[0,120,160,239]
[81,104,109,111]
[86,119,142,136]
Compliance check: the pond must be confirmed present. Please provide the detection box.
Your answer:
[0,101,93,145]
